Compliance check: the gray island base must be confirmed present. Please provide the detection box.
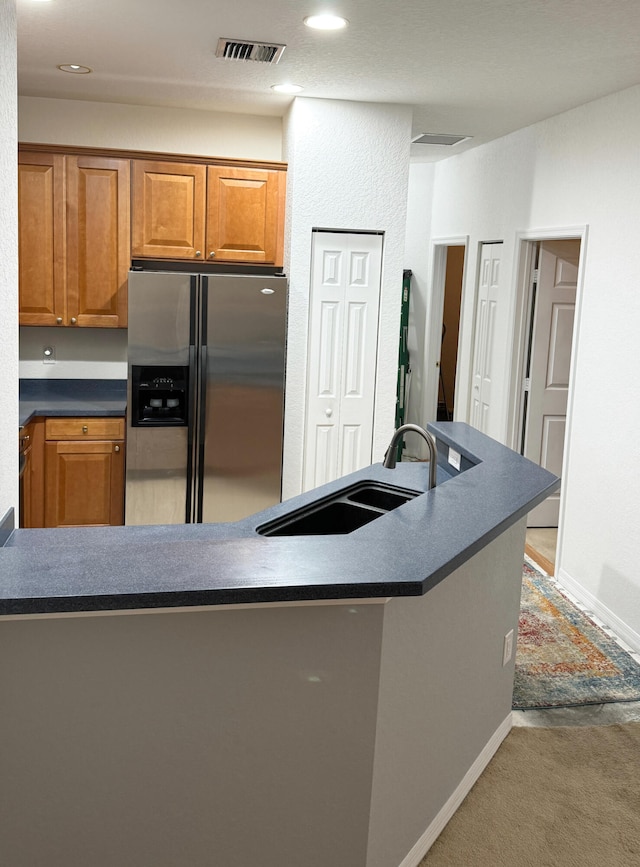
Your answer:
[0,423,558,867]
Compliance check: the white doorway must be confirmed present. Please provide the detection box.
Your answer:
[470,242,503,433]
[425,239,468,428]
[520,238,580,527]
[302,230,383,492]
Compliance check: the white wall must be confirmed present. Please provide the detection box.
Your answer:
[282,97,412,499]
[423,84,640,642]
[18,97,283,161]
[19,327,127,380]
[0,0,18,521]
[403,162,435,458]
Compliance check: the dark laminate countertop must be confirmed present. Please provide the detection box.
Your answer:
[19,379,127,426]
[1,422,559,616]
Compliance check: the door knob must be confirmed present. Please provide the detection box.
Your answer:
[325,408,333,417]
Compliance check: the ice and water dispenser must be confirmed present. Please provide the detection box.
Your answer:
[130,366,188,426]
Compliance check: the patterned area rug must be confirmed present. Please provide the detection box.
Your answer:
[513,562,640,709]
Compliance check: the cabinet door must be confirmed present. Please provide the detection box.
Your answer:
[66,156,130,328]
[45,439,125,528]
[132,160,206,259]
[206,166,285,265]
[18,152,66,325]
[20,418,45,529]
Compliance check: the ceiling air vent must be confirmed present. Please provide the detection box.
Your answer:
[215,38,286,64]
[412,133,471,146]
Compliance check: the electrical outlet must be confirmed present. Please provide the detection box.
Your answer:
[502,629,514,666]
[448,447,461,471]
[43,345,56,364]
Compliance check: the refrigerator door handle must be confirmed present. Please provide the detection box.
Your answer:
[195,345,207,523]
[185,344,198,523]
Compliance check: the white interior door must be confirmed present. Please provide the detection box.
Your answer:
[470,243,502,433]
[525,239,579,526]
[303,232,382,492]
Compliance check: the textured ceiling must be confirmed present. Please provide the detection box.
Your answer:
[16,0,640,161]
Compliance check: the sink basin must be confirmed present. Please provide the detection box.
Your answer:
[256,481,420,537]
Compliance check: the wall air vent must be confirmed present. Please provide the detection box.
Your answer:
[412,133,471,146]
[215,38,286,64]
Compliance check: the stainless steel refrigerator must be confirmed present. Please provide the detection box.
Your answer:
[125,269,288,525]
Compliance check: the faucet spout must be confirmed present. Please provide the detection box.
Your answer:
[382,423,438,490]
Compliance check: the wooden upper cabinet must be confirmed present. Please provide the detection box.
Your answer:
[132,159,286,267]
[66,156,130,328]
[132,160,206,259]
[18,149,130,328]
[18,152,66,326]
[206,166,285,265]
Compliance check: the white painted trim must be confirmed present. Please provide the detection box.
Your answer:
[507,225,589,452]
[506,238,537,451]
[396,713,512,867]
[556,566,640,655]
[506,225,589,566]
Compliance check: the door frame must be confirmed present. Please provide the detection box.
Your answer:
[507,225,589,561]
[425,236,469,426]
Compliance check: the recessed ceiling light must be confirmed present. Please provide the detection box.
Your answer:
[303,13,349,30]
[57,64,92,74]
[271,83,304,94]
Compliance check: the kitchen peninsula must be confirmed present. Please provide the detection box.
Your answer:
[0,423,558,867]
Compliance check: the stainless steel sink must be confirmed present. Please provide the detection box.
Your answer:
[256,481,420,536]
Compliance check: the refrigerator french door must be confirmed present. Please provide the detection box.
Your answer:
[125,270,287,525]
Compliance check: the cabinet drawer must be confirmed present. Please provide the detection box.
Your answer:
[45,417,125,441]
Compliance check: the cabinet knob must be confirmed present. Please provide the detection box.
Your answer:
[70,317,77,325]
[56,317,63,324]
[325,408,333,418]
[195,250,202,258]
[114,445,120,453]
[82,425,88,434]
[208,251,216,258]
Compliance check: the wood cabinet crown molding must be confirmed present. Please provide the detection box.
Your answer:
[18,142,287,173]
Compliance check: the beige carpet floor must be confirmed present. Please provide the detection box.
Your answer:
[420,722,640,867]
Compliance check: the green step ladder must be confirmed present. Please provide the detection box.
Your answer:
[394,270,411,460]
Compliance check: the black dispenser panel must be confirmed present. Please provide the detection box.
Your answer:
[131,365,188,427]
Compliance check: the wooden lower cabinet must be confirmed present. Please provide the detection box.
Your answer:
[19,419,45,529]
[43,417,125,528]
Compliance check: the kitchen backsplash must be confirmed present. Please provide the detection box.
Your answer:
[19,326,127,380]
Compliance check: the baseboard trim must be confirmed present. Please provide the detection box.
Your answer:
[397,713,512,867]
[556,566,640,655]
[524,542,554,576]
